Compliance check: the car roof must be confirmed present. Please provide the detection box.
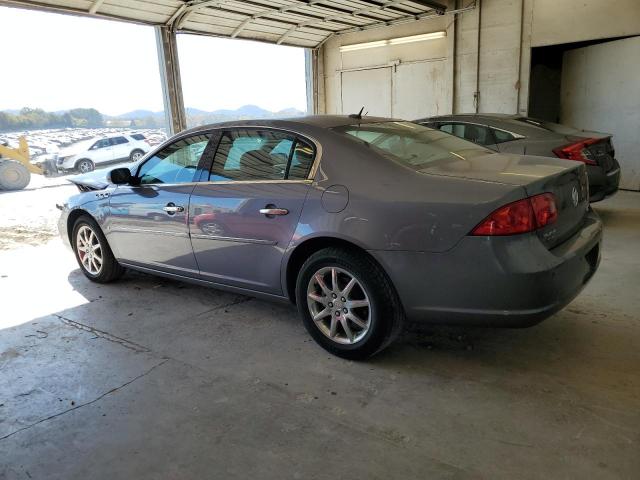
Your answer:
[181,115,394,136]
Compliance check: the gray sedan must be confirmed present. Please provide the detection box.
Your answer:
[415,114,620,202]
[58,116,602,359]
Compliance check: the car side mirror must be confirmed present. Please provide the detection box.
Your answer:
[108,167,132,185]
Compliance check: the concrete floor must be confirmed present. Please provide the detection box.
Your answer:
[0,188,639,479]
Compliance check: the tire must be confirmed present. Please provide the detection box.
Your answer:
[75,158,94,173]
[72,215,125,283]
[130,149,145,162]
[296,247,404,360]
[0,160,31,190]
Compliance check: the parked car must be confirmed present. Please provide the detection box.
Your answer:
[58,116,602,359]
[415,114,620,202]
[56,134,151,173]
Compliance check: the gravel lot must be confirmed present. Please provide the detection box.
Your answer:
[0,175,76,250]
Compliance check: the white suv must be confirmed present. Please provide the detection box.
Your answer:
[57,134,151,173]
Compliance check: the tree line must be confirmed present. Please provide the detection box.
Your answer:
[0,108,104,131]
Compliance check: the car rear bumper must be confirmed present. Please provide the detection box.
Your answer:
[370,209,602,327]
[587,162,620,202]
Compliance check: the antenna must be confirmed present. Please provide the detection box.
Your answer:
[348,106,365,119]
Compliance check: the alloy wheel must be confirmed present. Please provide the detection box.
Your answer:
[307,266,371,344]
[132,151,143,161]
[76,225,103,275]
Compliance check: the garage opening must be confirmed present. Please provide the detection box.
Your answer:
[528,35,640,190]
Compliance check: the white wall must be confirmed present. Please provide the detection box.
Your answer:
[531,0,640,47]
[321,12,451,117]
[561,36,640,190]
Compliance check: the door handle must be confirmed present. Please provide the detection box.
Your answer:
[259,207,289,216]
[163,203,184,214]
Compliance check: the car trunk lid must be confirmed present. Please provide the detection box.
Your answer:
[416,153,589,249]
[524,162,589,249]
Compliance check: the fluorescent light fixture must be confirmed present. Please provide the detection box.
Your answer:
[339,31,446,52]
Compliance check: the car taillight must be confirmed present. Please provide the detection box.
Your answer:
[471,193,557,236]
[552,139,599,165]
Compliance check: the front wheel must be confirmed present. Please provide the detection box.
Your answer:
[75,159,94,173]
[72,216,125,283]
[296,247,404,359]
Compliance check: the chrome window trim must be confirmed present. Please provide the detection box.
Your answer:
[135,125,322,187]
[109,227,190,238]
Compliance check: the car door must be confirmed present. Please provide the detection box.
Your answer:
[106,132,215,276]
[109,136,131,161]
[88,138,115,164]
[189,128,316,295]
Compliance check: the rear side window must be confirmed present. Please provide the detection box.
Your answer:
[287,139,315,180]
[130,133,145,141]
[110,136,129,146]
[439,123,493,146]
[209,130,314,182]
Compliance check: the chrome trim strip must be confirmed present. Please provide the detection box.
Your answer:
[423,120,526,140]
[606,168,620,177]
[111,227,189,238]
[190,233,276,245]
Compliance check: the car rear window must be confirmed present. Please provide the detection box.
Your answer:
[333,121,492,171]
[130,133,145,140]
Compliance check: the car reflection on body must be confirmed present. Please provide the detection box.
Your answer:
[58,116,602,359]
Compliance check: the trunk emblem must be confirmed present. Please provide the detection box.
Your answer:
[571,186,579,207]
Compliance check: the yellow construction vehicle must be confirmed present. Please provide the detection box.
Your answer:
[0,136,49,190]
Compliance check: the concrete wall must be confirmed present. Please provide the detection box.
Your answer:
[315,0,640,189]
[320,11,451,116]
[561,36,640,190]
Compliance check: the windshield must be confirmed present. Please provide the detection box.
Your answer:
[333,121,493,171]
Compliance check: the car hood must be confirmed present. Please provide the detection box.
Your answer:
[416,151,580,187]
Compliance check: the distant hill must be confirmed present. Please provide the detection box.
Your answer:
[1,105,306,131]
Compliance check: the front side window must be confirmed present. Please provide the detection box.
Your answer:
[333,121,491,171]
[137,134,211,185]
[209,129,314,182]
[92,139,110,149]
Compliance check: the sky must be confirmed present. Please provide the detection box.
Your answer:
[0,6,307,115]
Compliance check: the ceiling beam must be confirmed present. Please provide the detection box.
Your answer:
[275,0,441,44]
[232,0,426,39]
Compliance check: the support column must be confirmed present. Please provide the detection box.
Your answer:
[155,26,187,135]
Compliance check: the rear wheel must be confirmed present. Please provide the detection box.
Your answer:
[0,160,30,190]
[130,149,144,162]
[72,216,125,283]
[75,159,94,173]
[296,247,404,359]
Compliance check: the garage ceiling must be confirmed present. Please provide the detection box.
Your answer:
[0,0,447,47]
